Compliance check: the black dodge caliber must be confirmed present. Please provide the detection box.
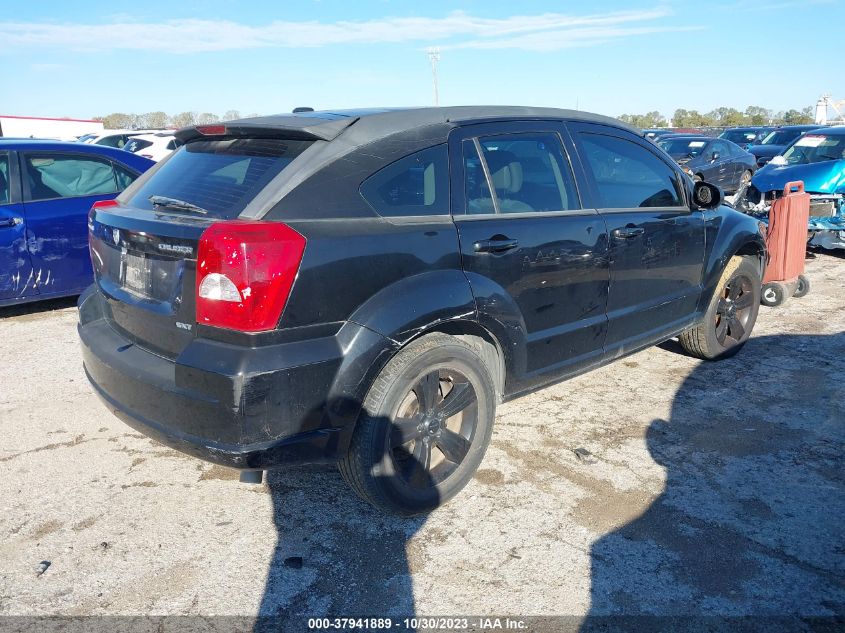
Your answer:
[79,107,766,514]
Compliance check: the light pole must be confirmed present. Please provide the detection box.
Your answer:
[427,47,441,107]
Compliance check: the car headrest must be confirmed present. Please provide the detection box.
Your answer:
[484,150,523,194]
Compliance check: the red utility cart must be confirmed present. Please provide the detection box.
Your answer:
[760,181,811,307]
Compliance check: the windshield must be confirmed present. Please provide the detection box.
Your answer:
[780,134,845,165]
[657,138,709,158]
[760,129,804,146]
[125,137,314,219]
[720,130,758,144]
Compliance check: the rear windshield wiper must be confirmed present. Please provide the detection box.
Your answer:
[149,195,208,215]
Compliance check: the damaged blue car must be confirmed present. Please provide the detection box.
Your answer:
[740,127,845,250]
[0,140,155,307]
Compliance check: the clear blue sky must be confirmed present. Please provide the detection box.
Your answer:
[1,0,842,120]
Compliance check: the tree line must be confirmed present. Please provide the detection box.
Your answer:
[93,110,258,130]
[96,105,817,131]
[618,106,816,129]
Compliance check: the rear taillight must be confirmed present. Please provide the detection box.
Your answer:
[196,221,306,332]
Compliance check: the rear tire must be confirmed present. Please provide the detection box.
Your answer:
[338,333,496,516]
[761,282,786,307]
[793,274,810,298]
[679,255,761,360]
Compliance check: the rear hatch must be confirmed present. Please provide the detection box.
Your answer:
[89,135,315,359]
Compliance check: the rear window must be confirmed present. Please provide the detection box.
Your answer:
[124,138,153,153]
[125,138,313,218]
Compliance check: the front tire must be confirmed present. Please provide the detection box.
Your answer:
[338,333,496,515]
[679,256,761,360]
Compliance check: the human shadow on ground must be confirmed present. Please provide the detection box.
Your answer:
[254,413,436,632]
[584,333,845,631]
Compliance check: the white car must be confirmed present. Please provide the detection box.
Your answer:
[79,130,161,149]
[123,133,183,162]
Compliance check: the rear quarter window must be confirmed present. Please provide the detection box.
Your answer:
[359,144,449,218]
[24,153,119,201]
[125,137,313,219]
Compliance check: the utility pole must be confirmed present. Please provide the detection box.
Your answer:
[427,47,441,107]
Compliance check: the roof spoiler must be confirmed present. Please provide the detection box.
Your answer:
[175,116,359,143]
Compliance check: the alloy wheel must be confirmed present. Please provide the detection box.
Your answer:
[715,273,755,345]
[387,368,478,489]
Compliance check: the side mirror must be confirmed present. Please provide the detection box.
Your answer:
[711,151,720,161]
[692,181,723,210]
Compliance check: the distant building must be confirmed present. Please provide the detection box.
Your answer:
[0,115,103,140]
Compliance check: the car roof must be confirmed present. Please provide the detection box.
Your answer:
[805,126,845,136]
[0,138,156,167]
[176,106,638,145]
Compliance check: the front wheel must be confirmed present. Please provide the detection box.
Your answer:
[679,255,761,360]
[338,333,496,515]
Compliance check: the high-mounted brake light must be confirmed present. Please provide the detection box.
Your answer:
[196,124,227,136]
[196,221,306,332]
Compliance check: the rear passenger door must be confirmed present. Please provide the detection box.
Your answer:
[451,122,610,389]
[0,151,36,301]
[21,152,138,295]
[569,122,705,357]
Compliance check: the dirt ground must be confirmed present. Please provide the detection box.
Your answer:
[1,252,843,628]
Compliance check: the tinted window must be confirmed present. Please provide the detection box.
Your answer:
[360,144,449,217]
[711,140,731,158]
[124,138,153,153]
[24,154,118,201]
[0,153,9,204]
[464,133,579,214]
[578,133,683,208]
[98,134,126,148]
[463,140,494,214]
[126,137,313,219]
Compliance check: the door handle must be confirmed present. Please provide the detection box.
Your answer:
[473,238,519,253]
[0,217,22,229]
[611,226,644,240]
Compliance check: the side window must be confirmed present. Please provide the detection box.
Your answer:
[464,133,579,215]
[462,139,494,214]
[360,144,449,217]
[24,154,118,201]
[0,153,9,205]
[99,135,124,148]
[712,140,730,159]
[114,164,138,190]
[577,133,683,209]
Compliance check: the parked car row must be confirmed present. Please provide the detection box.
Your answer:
[78,128,182,162]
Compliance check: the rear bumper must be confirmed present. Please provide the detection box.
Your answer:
[78,287,394,469]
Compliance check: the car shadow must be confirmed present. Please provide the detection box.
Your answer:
[0,295,78,319]
[583,333,845,629]
[255,414,434,631]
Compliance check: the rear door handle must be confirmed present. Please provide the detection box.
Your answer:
[0,217,22,229]
[473,238,519,253]
[611,227,644,240]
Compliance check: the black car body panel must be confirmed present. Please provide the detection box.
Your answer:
[78,107,766,469]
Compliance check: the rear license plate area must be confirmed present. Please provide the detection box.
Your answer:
[121,251,151,297]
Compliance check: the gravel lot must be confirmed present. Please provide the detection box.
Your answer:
[1,253,843,628]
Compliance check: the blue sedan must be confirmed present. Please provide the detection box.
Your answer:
[0,139,155,306]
